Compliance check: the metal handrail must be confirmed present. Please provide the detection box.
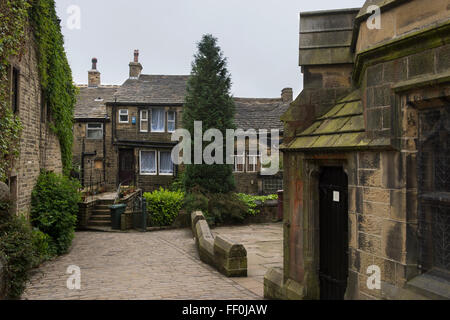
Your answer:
[114,179,132,204]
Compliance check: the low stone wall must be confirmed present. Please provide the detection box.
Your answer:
[243,200,279,224]
[191,211,247,277]
[77,199,97,229]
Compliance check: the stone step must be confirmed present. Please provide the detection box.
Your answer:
[95,204,112,211]
[88,220,111,227]
[90,215,111,221]
[97,199,116,206]
[92,209,111,215]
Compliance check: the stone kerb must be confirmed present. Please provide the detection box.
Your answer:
[191,211,248,278]
[195,220,215,265]
[214,235,247,277]
[191,211,205,238]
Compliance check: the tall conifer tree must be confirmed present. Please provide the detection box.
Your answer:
[182,34,236,193]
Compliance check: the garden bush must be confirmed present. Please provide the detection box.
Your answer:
[144,188,185,227]
[236,193,278,216]
[31,228,56,267]
[0,210,35,299]
[31,170,81,255]
[184,187,249,225]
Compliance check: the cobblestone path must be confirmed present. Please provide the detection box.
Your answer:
[22,223,282,300]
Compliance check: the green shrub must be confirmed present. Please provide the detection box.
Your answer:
[0,211,35,299]
[144,188,185,227]
[31,170,81,255]
[184,188,248,225]
[31,229,56,267]
[236,193,278,216]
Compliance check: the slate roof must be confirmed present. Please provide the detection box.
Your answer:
[74,74,290,131]
[111,75,190,104]
[74,85,119,120]
[234,98,290,131]
[283,90,390,151]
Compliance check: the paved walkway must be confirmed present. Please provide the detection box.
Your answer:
[22,223,282,300]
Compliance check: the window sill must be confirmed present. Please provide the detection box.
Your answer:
[140,173,157,176]
[406,269,450,300]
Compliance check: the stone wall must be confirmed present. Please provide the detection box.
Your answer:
[191,211,247,277]
[8,27,63,215]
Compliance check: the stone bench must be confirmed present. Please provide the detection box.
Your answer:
[191,211,247,277]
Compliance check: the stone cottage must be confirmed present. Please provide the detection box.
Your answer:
[6,27,63,215]
[265,0,449,300]
[73,51,291,195]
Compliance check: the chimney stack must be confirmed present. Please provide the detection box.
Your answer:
[129,49,143,79]
[88,58,100,87]
[281,88,293,103]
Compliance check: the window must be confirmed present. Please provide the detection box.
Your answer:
[167,111,176,132]
[151,108,165,132]
[86,123,103,139]
[11,67,19,114]
[140,150,157,175]
[119,109,129,123]
[159,151,174,175]
[140,110,148,132]
[234,154,245,173]
[247,154,259,173]
[418,108,450,274]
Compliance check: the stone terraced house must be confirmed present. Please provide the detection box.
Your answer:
[264,0,450,300]
[73,50,291,195]
[6,26,63,215]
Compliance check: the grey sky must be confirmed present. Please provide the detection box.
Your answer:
[55,0,364,98]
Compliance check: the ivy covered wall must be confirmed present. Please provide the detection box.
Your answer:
[0,0,77,180]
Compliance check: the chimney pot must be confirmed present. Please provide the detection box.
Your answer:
[129,50,143,79]
[88,57,100,87]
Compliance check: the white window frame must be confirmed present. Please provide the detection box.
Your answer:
[151,108,165,133]
[86,123,103,140]
[140,109,148,132]
[247,154,259,173]
[158,150,174,176]
[118,109,129,124]
[234,154,245,173]
[167,111,176,133]
[139,150,157,176]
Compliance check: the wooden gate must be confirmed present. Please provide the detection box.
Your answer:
[319,167,349,300]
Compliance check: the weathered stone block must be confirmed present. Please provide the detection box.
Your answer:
[345,270,360,300]
[358,232,382,255]
[381,152,404,189]
[363,187,390,203]
[358,169,382,187]
[381,220,406,263]
[363,201,390,218]
[390,190,406,221]
[214,235,247,277]
[264,267,284,300]
[358,213,383,236]
[359,152,380,169]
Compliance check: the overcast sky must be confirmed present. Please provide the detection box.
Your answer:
[55,0,364,98]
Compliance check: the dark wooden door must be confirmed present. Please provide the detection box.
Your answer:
[319,167,349,300]
[119,149,135,185]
